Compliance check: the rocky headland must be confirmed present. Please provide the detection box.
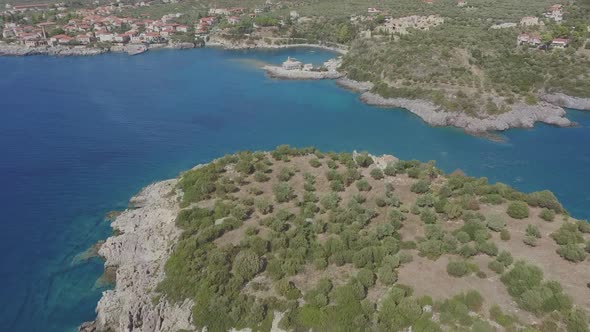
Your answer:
[79,149,590,331]
[262,56,580,135]
[79,179,194,332]
[262,58,343,80]
[540,93,590,111]
[360,92,573,134]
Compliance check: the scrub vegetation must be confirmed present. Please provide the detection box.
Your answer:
[157,146,590,331]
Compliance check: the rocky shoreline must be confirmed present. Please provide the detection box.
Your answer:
[540,93,590,111]
[3,41,588,135]
[359,92,573,134]
[266,63,583,135]
[0,42,200,57]
[0,44,109,56]
[262,57,343,80]
[79,179,194,332]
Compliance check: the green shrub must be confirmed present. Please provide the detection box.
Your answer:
[500,229,511,241]
[326,159,338,169]
[507,201,529,219]
[276,279,302,300]
[577,220,590,234]
[489,305,516,327]
[254,171,270,182]
[255,198,273,215]
[464,290,484,311]
[411,180,430,194]
[233,249,262,282]
[500,262,573,314]
[497,251,513,267]
[321,192,340,210]
[526,190,563,213]
[384,163,396,176]
[551,223,584,245]
[456,231,471,243]
[355,152,373,167]
[309,158,322,168]
[539,208,556,222]
[526,224,541,238]
[356,179,372,192]
[357,268,376,288]
[444,203,463,219]
[557,244,587,263]
[273,182,295,203]
[447,261,470,277]
[420,209,437,224]
[330,179,345,192]
[482,194,504,205]
[476,241,498,256]
[523,235,538,247]
[377,266,398,285]
[488,260,505,274]
[486,214,506,232]
[565,308,590,332]
[370,168,384,180]
[458,244,478,258]
[277,167,295,182]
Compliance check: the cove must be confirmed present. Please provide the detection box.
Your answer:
[0,47,589,332]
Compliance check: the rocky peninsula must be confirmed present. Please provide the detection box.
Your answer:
[261,55,585,135]
[79,179,193,332]
[262,57,343,80]
[360,92,573,134]
[541,93,590,112]
[80,148,590,332]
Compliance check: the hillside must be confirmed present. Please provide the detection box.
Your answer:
[138,146,590,331]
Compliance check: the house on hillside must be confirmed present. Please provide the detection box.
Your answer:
[551,38,569,48]
[545,4,563,22]
[520,16,543,26]
[76,34,93,44]
[517,33,541,47]
[228,16,241,25]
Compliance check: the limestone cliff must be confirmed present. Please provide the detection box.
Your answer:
[79,180,193,332]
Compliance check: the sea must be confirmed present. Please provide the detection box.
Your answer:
[0,47,589,331]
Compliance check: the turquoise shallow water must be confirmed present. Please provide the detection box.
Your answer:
[0,47,589,331]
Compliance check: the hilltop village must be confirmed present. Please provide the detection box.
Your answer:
[1,0,588,54]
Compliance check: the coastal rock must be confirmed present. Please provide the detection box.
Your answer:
[167,42,197,49]
[263,65,344,80]
[0,44,107,56]
[80,179,194,332]
[360,92,573,133]
[263,58,344,80]
[335,78,374,92]
[540,93,590,111]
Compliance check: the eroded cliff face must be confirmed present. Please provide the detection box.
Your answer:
[79,179,194,332]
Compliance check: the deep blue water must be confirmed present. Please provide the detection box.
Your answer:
[0,47,589,332]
